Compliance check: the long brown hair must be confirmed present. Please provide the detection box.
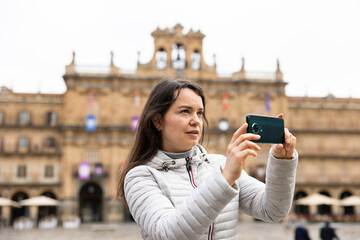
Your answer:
[116,79,208,200]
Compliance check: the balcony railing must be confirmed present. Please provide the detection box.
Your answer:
[0,122,59,128]
[72,163,109,179]
[0,147,61,155]
[75,65,111,74]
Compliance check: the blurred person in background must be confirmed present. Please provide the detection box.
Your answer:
[320,220,339,240]
[117,79,298,239]
[295,219,311,240]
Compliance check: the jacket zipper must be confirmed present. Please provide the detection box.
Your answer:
[185,157,214,240]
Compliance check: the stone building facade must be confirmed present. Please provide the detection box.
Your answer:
[0,24,359,223]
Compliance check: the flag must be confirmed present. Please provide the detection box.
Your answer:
[94,163,103,176]
[85,115,96,132]
[132,116,139,132]
[88,89,94,108]
[222,92,229,110]
[134,89,140,108]
[265,93,271,112]
[78,162,91,180]
[86,89,97,131]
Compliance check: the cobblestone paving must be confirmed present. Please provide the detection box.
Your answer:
[1,222,360,240]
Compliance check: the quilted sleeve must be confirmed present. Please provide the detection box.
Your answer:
[237,150,298,222]
[124,166,238,240]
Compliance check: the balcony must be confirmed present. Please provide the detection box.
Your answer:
[296,173,360,186]
[0,170,61,186]
[0,146,61,156]
[0,121,60,129]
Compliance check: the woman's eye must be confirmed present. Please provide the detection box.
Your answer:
[197,111,203,117]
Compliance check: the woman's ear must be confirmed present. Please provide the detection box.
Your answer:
[152,113,163,131]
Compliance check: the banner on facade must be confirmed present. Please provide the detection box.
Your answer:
[78,162,91,180]
[265,93,271,112]
[222,92,229,110]
[134,89,140,108]
[132,116,139,132]
[85,115,96,132]
[94,163,103,177]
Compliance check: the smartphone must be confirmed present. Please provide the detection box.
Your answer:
[246,114,285,144]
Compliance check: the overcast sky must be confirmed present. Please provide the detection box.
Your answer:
[1,0,360,98]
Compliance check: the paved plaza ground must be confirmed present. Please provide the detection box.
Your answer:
[1,222,360,240]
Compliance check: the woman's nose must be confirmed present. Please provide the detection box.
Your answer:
[190,114,201,125]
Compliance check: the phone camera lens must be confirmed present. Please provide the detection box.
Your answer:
[252,123,259,133]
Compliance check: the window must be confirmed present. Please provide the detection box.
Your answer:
[45,137,56,148]
[17,165,27,178]
[45,165,54,178]
[156,48,167,69]
[85,150,99,164]
[0,111,3,125]
[46,112,57,126]
[191,50,201,70]
[18,137,29,149]
[19,111,30,125]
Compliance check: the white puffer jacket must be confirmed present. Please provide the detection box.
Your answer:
[124,145,298,240]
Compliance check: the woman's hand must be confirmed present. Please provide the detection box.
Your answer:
[222,123,261,185]
[270,113,297,159]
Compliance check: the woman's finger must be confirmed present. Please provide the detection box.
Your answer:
[284,128,291,142]
[236,139,261,152]
[230,123,248,145]
[236,148,258,159]
[272,143,283,151]
[289,135,297,151]
[232,133,261,147]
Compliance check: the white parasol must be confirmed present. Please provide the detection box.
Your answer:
[19,196,59,206]
[0,197,20,207]
[296,193,340,206]
[339,195,360,206]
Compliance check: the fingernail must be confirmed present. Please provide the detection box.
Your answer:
[286,139,290,144]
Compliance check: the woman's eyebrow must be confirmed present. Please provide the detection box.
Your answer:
[177,105,204,111]
[177,105,193,109]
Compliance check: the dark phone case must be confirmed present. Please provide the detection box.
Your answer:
[246,114,285,143]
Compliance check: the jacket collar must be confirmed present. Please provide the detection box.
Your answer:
[146,145,208,171]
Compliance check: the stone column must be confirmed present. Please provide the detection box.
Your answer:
[2,206,11,226]
[310,205,317,215]
[105,198,124,222]
[60,198,78,219]
[29,206,38,222]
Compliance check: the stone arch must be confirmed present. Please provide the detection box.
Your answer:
[318,190,332,215]
[191,49,201,70]
[340,190,354,215]
[294,191,310,215]
[172,43,186,69]
[10,191,29,225]
[79,182,103,222]
[156,47,167,69]
[37,191,58,221]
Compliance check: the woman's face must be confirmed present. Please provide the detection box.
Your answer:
[157,88,204,153]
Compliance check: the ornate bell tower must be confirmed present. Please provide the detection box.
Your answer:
[136,24,217,79]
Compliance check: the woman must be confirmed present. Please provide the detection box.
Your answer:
[117,79,298,240]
